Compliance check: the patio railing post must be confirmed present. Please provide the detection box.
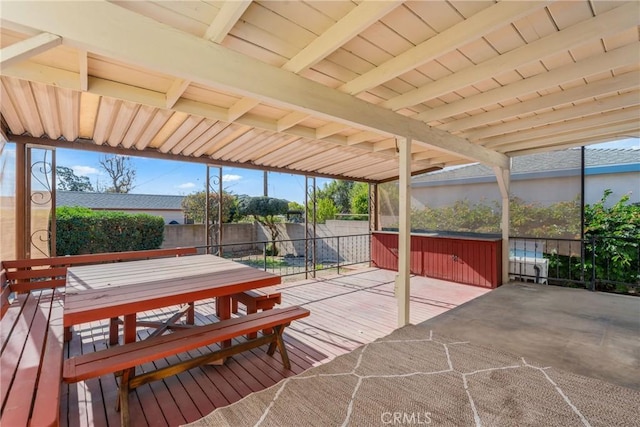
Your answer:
[337,236,340,275]
[263,242,267,272]
[590,235,597,291]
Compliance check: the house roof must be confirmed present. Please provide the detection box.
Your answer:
[412,148,640,184]
[57,191,184,210]
[1,1,639,183]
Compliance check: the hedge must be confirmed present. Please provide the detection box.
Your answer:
[55,206,165,255]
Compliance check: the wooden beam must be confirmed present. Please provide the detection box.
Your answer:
[316,122,350,139]
[383,2,640,111]
[441,70,640,133]
[227,97,260,122]
[426,45,640,126]
[1,1,508,168]
[467,91,640,141]
[500,120,639,153]
[165,78,191,109]
[340,1,548,95]
[483,107,640,148]
[282,0,402,73]
[204,0,252,43]
[510,133,640,157]
[396,136,411,327]
[493,165,511,285]
[0,32,61,69]
[78,50,88,91]
[277,111,308,132]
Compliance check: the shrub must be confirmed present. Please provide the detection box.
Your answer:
[55,206,164,255]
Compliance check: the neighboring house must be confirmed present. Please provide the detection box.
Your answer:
[411,148,640,208]
[56,191,186,224]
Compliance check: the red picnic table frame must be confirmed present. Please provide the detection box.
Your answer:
[63,254,281,345]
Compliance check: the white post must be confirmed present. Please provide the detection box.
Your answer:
[396,136,411,327]
[493,164,511,284]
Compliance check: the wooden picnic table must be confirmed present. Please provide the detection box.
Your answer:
[64,254,281,344]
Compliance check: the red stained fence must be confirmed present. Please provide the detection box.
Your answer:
[371,232,502,288]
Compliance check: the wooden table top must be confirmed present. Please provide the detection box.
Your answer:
[64,254,281,327]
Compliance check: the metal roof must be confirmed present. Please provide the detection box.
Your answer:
[1,1,638,183]
[56,191,184,210]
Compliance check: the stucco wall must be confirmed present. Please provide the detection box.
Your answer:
[411,171,638,208]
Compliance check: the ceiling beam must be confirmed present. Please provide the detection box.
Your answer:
[1,0,508,168]
[426,45,640,126]
[204,0,252,43]
[499,120,639,153]
[1,64,381,155]
[165,78,190,109]
[510,133,640,157]
[440,69,640,133]
[484,107,640,148]
[282,0,402,73]
[383,2,639,111]
[0,32,61,69]
[466,90,640,141]
[277,111,308,132]
[78,50,88,91]
[339,1,548,95]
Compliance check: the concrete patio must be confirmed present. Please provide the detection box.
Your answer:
[420,281,640,391]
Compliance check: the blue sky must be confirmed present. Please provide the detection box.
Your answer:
[55,149,333,204]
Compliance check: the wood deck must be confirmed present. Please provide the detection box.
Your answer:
[61,268,490,427]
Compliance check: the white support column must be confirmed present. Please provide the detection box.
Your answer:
[493,163,511,284]
[396,137,411,327]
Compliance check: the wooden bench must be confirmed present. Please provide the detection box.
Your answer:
[1,286,65,427]
[63,306,310,427]
[229,288,282,339]
[2,247,198,343]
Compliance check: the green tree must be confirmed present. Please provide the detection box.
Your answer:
[288,201,305,212]
[315,198,338,224]
[99,155,136,193]
[181,190,238,224]
[56,166,94,192]
[237,196,289,255]
[584,189,640,289]
[317,180,354,213]
[350,182,369,216]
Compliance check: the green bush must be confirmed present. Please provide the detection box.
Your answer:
[55,206,164,255]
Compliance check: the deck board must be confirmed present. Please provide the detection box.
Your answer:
[61,268,489,426]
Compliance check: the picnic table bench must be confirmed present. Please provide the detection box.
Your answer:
[0,247,197,425]
[230,287,282,339]
[64,306,310,427]
[0,284,64,427]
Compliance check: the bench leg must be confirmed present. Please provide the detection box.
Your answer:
[109,317,119,345]
[117,368,132,427]
[245,301,258,340]
[267,324,291,370]
[186,302,195,325]
[231,297,239,314]
[216,296,232,348]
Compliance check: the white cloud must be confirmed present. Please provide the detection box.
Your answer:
[223,174,242,182]
[176,182,196,189]
[72,165,100,175]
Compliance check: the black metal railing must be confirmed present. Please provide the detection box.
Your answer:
[509,235,639,294]
[199,233,371,278]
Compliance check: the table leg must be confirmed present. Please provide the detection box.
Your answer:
[109,317,119,345]
[123,314,137,344]
[187,302,195,325]
[217,296,232,349]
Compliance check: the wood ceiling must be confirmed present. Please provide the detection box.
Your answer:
[1,1,638,182]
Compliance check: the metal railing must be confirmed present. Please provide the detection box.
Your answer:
[199,233,371,279]
[509,235,639,294]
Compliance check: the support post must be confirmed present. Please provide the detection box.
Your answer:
[396,137,411,327]
[493,163,511,285]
